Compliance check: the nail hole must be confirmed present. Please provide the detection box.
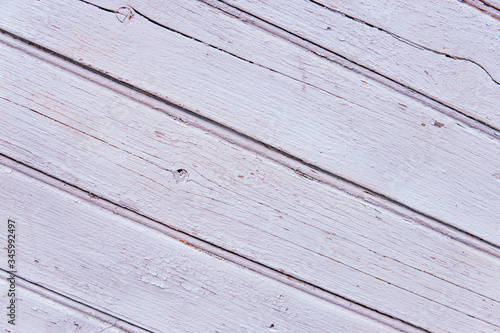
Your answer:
[174,169,189,183]
[116,6,134,24]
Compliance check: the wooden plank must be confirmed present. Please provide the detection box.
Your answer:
[486,0,500,9]
[462,0,500,20]
[0,165,405,332]
[480,0,500,8]
[1,0,499,248]
[1,38,499,332]
[0,271,143,332]
[218,0,500,130]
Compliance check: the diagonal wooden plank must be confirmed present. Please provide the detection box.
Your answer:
[1,0,499,248]
[0,164,411,332]
[1,36,499,332]
[216,0,500,130]
[0,270,146,332]
[461,0,500,20]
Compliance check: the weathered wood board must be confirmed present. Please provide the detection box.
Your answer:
[0,162,406,332]
[0,270,145,332]
[220,0,500,129]
[0,0,499,331]
[1,0,499,248]
[1,32,500,332]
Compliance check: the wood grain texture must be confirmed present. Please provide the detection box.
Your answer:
[1,0,499,248]
[0,271,141,332]
[221,0,500,130]
[1,37,499,332]
[0,164,404,333]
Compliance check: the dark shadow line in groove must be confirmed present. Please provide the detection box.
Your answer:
[481,0,500,11]
[0,153,430,333]
[212,0,500,135]
[309,0,500,85]
[0,267,154,333]
[1,26,499,253]
[461,0,500,20]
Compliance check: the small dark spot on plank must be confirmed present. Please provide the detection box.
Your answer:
[269,324,275,328]
[434,121,444,128]
[154,130,164,137]
[421,123,426,127]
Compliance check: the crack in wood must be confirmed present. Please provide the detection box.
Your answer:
[77,0,371,112]
[0,96,182,193]
[310,0,500,86]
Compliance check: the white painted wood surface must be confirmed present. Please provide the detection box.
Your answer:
[0,163,403,333]
[0,271,143,332]
[222,0,500,129]
[1,34,500,332]
[1,0,499,248]
[1,0,500,331]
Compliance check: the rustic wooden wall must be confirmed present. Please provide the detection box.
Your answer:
[1,0,499,332]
